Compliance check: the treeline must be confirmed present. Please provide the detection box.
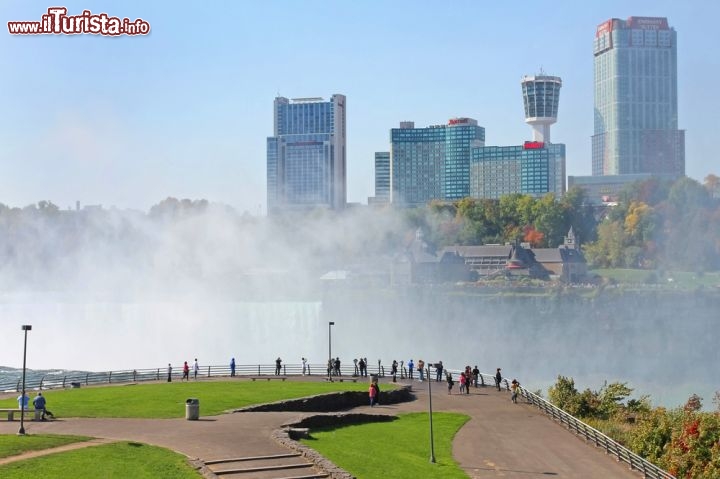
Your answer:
[548,376,720,478]
[402,175,720,271]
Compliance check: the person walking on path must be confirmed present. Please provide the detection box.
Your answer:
[167,363,173,382]
[472,365,480,388]
[33,392,54,420]
[193,359,200,379]
[275,357,282,375]
[511,379,520,403]
[182,361,190,381]
[459,372,466,394]
[369,382,378,407]
[446,372,454,394]
[230,358,236,377]
[417,359,425,381]
[495,368,503,391]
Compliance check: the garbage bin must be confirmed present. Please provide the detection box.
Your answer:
[185,398,199,420]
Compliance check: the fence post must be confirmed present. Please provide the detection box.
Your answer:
[39,375,45,390]
[156,369,160,381]
[62,376,66,388]
[258,365,261,376]
[207,366,211,378]
[133,370,137,382]
[109,372,112,383]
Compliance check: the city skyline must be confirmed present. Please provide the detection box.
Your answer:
[1,1,717,214]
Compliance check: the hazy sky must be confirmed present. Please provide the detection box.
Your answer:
[1,1,718,215]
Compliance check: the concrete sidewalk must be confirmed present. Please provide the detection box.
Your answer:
[0,378,644,478]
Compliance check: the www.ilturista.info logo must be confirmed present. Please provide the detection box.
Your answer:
[8,7,150,36]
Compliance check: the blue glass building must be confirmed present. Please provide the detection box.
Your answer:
[389,119,485,206]
[592,17,684,177]
[267,95,346,214]
[470,142,566,199]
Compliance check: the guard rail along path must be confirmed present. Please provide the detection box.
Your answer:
[517,384,676,479]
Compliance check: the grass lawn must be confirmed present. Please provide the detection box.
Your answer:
[0,434,92,459]
[0,441,200,478]
[301,412,470,479]
[0,381,369,419]
[592,268,720,288]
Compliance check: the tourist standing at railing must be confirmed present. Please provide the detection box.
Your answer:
[167,363,173,382]
[334,357,341,376]
[193,359,200,379]
[302,357,307,375]
[182,361,190,381]
[417,359,425,381]
[358,357,366,377]
[230,358,235,377]
[495,368,502,391]
[472,366,480,388]
[275,357,282,375]
[327,358,333,377]
[435,361,443,382]
[408,359,414,380]
[391,360,398,382]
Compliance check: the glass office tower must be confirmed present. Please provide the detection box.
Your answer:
[266,95,346,214]
[592,17,684,177]
[389,119,485,206]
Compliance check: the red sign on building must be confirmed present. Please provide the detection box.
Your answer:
[523,141,545,150]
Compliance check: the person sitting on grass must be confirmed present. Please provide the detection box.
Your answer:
[32,392,54,421]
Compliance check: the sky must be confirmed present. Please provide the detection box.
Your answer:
[1,1,718,215]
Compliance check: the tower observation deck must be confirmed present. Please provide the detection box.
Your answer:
[521,74,562,143]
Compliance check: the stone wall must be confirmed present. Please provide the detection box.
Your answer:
[233,385,413,413]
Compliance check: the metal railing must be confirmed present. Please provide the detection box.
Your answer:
[517,386,676,479]
[0,362,389,393]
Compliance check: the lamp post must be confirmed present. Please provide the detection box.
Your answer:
[19,324,32,436]
[328,321,335,377]
[428,366,435,463]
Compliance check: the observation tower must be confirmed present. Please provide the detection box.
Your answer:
[521,73,562,143]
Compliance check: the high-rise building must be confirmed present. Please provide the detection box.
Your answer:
[470,73,566,199]
[389,119,485,206]
[592,16,685,177]
[370,152,390,204]
[471,142,566,199]
[266,95,346,214]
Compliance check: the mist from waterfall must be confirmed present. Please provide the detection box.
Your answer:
[0,202,717,408]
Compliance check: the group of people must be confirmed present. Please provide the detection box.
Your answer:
[166,358,201,382]
[17,391,54,421]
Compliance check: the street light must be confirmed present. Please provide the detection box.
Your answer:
[428,365,436,463]
[19,324,32,436]
[328,322,335,377]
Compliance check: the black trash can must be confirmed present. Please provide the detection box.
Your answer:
[185,398,199,420]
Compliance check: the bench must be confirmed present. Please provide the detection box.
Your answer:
[324,377,358,383]
[249,376,286,381]
[0,408,42,421]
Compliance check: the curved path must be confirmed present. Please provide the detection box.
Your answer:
[0,377,644,478]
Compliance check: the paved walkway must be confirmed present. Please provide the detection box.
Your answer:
[0,377,644,478]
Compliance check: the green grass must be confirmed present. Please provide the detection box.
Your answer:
[300,412,470,479]
[0,441,200,478]
[0,434,92,459]
[0,381,369,419]
[592,268,720,288]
